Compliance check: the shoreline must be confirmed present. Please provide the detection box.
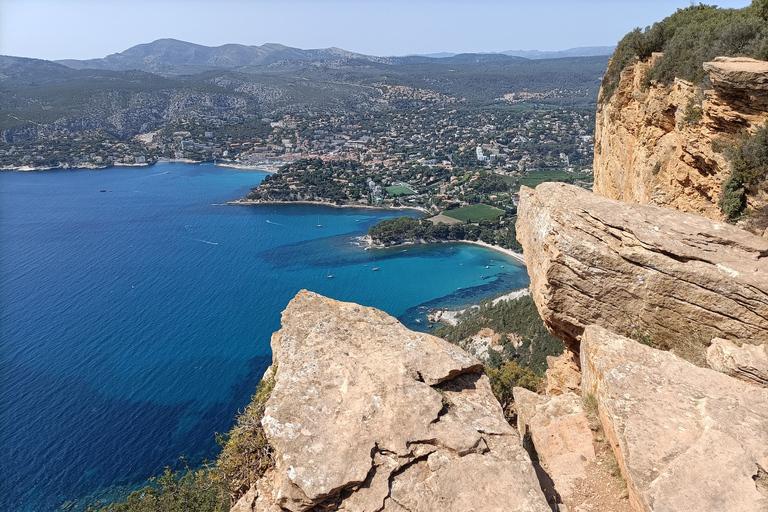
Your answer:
[213,162,279,173]
[428,287,531,326]
[362,236,525,266]
[227,198,430,214]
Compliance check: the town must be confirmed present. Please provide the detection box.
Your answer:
[0,103,595,216]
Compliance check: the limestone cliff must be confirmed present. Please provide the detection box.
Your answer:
[515,182,768,364]
[514,182,768,512]
[593,55,768,226]
[233,290,551,512]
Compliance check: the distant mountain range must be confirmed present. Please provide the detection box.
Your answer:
[416,46,615,60]
[52,39,614,76]
[1,39,611,141]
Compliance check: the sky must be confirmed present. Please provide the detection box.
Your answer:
[0,0,754,61]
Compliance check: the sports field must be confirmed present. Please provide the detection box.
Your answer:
[442,203,505,223]
[386,185,415,196]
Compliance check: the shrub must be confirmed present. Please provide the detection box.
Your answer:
[215,365,277,502]
[719,175,747,220]
[682,96,703,126]
[486,360,541,416]
[602,3,768,103]
[92,464,228,512]
[719,122,768,220]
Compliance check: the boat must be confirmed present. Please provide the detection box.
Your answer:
[316,217,322,228]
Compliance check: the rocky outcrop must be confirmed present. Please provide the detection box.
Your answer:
[707,338,768,386]
[514,388,596,509]
[234,290,550,512]
[581,324,768,512]
[593,55,768,222]
[515,182,768,364]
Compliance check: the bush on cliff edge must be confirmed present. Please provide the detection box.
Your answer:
[601,0,768,103]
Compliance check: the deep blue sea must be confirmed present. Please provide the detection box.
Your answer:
[0,162,528,511]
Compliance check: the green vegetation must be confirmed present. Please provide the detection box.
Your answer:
[442,203,505,223]
[717,121,768,220]
[368,214,522,252]
[434,294,563,374]
[91,465,228,512]
[682,96,703,127]
[602,1,768,103]
[94,367,277,512]
[486,361,541,418]
[432,294,561,421]
[215,365,277,502]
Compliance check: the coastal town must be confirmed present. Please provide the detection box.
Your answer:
[1,105,594,183]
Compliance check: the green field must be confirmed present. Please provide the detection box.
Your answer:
[386,185,415,196]
[443,203,505,223]
[516,170,594,190]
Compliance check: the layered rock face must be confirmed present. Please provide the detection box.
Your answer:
[581,325,768,512]
[234,290,550,512]
[593,56,768,223]
[516,182,768,363]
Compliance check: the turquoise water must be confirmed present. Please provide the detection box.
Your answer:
[0,162,528,511]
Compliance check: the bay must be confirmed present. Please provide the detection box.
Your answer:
[0,162,528,511]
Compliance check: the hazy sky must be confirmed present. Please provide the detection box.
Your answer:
[0,0,754,61]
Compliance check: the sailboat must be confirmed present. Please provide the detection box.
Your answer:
[371,260,379,271]
[316,217,322,228]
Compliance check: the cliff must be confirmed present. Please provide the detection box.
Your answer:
[593,55,768,231]
[514,182,768,512]
[232,290,551,512]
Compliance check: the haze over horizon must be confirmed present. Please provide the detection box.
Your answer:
[0,0,753,62]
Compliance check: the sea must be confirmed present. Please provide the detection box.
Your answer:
[0,162,529,512]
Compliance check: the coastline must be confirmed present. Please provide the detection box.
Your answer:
[362,236,525,266]
[459,239,526,265]
[213,162,279,172]
[227,198,430,214]
[428,287,531,326]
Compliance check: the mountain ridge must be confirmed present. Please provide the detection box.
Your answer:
[50,39,613,75]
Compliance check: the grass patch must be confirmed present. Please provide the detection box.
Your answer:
[386,185,415,196]
[442,203,504,223]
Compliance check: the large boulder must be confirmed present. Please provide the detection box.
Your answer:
[581,324,768,512]
[516,182,768,364]
[234,290,550,512]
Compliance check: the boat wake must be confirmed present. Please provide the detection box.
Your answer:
[191,238,219,245]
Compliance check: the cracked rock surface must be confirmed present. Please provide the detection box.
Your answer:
[516,182,768,363]
[234,290,550,512]
[581,325,768,512]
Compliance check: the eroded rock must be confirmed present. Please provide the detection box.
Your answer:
[708,337,768,386]
[581,324,768,512]
[235,290,550,512]
[514,388,596,509]
[593,56,768,223]
[516,182,768,363]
